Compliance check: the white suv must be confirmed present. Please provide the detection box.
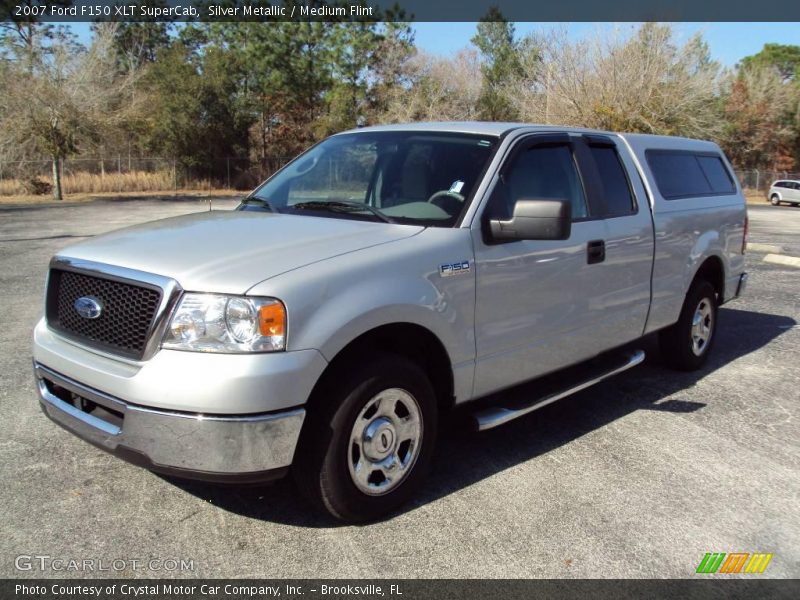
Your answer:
[768,180,800,206]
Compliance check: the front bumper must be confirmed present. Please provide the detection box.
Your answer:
[34,362,305,482]
[33,318,328,414]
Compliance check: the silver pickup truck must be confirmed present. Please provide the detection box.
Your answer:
[33,122,748,521]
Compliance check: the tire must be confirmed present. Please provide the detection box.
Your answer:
[293,353,438,522]
[659,279,718,371]
[770,195,780,206]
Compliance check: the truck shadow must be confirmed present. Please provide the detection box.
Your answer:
[163,307,795,528]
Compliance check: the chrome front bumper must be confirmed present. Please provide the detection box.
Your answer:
[34,362,305,482]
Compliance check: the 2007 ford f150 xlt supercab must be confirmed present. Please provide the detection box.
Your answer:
[33,122,748,521]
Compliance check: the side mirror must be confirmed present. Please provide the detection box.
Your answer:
[488,198,572,242]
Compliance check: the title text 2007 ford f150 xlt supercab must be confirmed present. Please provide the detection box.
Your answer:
[33,122,747,521]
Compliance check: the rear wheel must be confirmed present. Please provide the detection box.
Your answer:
[770,194,780,206]
[659,280,718,371]
[293,353,437,522]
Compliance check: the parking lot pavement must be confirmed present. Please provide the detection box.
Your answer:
[748,203,800,256]
[1,199,798,579]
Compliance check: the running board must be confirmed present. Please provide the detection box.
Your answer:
[472,349,646,431]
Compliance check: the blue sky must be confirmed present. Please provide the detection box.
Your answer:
[413,22,800,66]
[66,22,799,66]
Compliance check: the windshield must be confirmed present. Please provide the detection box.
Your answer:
[240,131,498,227]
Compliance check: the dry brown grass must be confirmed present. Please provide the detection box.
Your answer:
[0,178,24,196]
[744,190,767,205]
[0,170,223,196]
[63,170,175,193]
[0,189,244,205]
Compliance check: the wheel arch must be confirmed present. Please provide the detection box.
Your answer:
[307,322,455,415]
[692,255,725,302]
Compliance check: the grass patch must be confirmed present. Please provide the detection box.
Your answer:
[0,171,231,197]
[0,189,244,205]
[745,191,767,205]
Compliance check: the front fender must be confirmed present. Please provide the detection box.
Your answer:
[247,228,478,402]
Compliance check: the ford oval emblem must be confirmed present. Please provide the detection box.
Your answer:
[74,296,103,319]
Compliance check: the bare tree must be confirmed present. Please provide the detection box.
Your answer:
[508,24,723,139]
[0,23,143,199]
[379,49,484,123]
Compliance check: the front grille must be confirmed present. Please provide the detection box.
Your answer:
[46,269,162,359]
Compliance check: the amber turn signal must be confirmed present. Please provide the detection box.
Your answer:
[258,302,286,337]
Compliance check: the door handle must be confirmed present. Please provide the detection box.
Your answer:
[587,240,605,264]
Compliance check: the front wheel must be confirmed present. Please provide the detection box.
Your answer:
[770,195,780,206]
[659,279,718,371]
[293,354,438,522]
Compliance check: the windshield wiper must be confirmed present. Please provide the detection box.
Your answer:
[240,196,274,212]
[291,200,395,224]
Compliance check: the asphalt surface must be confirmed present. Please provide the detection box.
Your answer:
[0,199,798,579]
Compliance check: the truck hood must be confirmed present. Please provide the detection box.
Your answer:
[59,210,423,294]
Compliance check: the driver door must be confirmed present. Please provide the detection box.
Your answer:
[471,133,608,397]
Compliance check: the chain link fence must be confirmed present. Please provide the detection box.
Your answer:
[0,157,293,197]
[735,169,800,196]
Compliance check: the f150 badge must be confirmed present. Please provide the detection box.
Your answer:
[440,261,471,277]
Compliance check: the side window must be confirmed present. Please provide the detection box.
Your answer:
[589,145,635,216]
[696,156,735,194]
[647,150,736,199]
[494,144,588,221]
[646,152,711,198]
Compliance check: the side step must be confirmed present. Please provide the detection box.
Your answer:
[472,349,646,431]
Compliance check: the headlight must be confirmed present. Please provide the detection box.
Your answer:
[162,293,286,353]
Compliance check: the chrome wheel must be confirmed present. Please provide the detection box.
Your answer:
[348,388,422,496]
[690,297,714,356]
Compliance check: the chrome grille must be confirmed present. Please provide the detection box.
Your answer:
[46,268,163,359]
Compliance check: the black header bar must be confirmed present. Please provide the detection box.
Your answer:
[5,579,800,600]
[2,0,800,23]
